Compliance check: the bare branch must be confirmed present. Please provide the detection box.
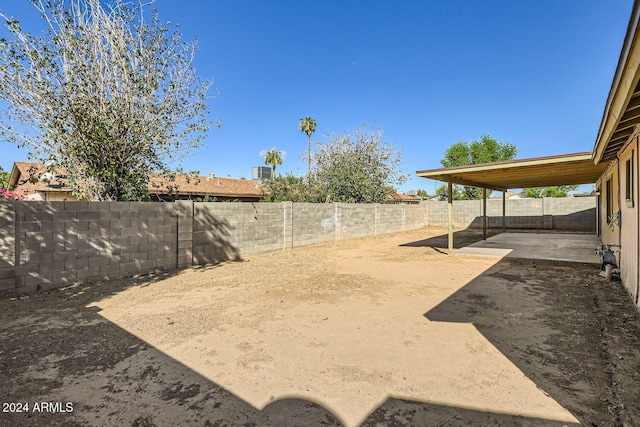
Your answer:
[0,0,212,200]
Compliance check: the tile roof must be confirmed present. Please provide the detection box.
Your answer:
[385,191,421,204]
[9,162,263,199]
[148,173,262,198]
[10,162,71,194]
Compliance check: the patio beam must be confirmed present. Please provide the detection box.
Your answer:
[426,175,506,192]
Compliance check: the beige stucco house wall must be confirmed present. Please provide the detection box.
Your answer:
[597,131,640,303]
[618,136,639,302]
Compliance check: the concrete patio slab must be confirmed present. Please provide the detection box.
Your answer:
[455,232,602,265]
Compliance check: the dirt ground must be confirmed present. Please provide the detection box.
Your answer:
[1,227,640,427]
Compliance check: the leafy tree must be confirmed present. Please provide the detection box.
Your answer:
[416,189,428,198]
[0,0,211,201]
[0,166,9,190]
[441,135,517,167]
[314,125,409,203]
[261,174,326,203]
[524,185,578,198]
[435,183,464,201]
[260,148,284,178]
[299,117,316,177]
[438,135,517,199]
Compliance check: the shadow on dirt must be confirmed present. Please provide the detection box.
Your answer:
[426,259,640,426]
[363,398,577,426]
[2,227,639,426]
[400,228,501,250]
[0,272,343,427]
[0,255,601,427]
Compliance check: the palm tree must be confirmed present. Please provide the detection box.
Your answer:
[299,117,316,177]
[260,148,284,178]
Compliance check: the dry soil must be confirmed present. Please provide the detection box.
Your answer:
[1,228,640,426]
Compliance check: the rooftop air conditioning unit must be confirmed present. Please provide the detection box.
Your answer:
[40,172,55,182]
[252,166,272,181]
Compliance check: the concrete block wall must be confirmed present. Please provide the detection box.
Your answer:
[377,204,404,234]
[0,200,16,291]
[544,196,594,215]
[544,197,596,232]
[192,202,283,262]
[426,198,596,231]
[503,199,544,229]
[405,205,426,230]
[292,204,335,247]
[451,200,482,228]
[283,201,293,250]
[176,201,194,268]
[425,201,448,227]
[0,197,597,294]
[233,203,284,256]
[339,204,376,238]
[3,200,177,293]
[482,199,543,229]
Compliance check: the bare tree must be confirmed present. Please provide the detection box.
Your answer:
[0,0,212,200]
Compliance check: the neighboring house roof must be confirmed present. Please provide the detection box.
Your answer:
[385,191,421,204]
[8,162,262,200]
[148,174,262,199]
[9,162,72,200]
[573,191,596,197]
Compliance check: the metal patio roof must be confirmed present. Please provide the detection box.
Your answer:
[416,152,610,191]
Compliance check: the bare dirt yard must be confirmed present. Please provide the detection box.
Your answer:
[1,227,640,427]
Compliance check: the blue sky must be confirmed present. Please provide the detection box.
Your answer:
[0,0,634,193]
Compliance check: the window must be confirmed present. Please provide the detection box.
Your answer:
[606,178,613,222]
[625,151,634,207]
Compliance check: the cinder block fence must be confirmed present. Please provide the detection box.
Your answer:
[0,197,596,294]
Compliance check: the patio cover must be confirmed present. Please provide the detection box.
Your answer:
[415,152,610,252]
[416,152,609,191]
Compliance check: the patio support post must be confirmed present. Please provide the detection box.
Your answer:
[483,188,487,240]
[448,181,453,253]
[502,191,506,233]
